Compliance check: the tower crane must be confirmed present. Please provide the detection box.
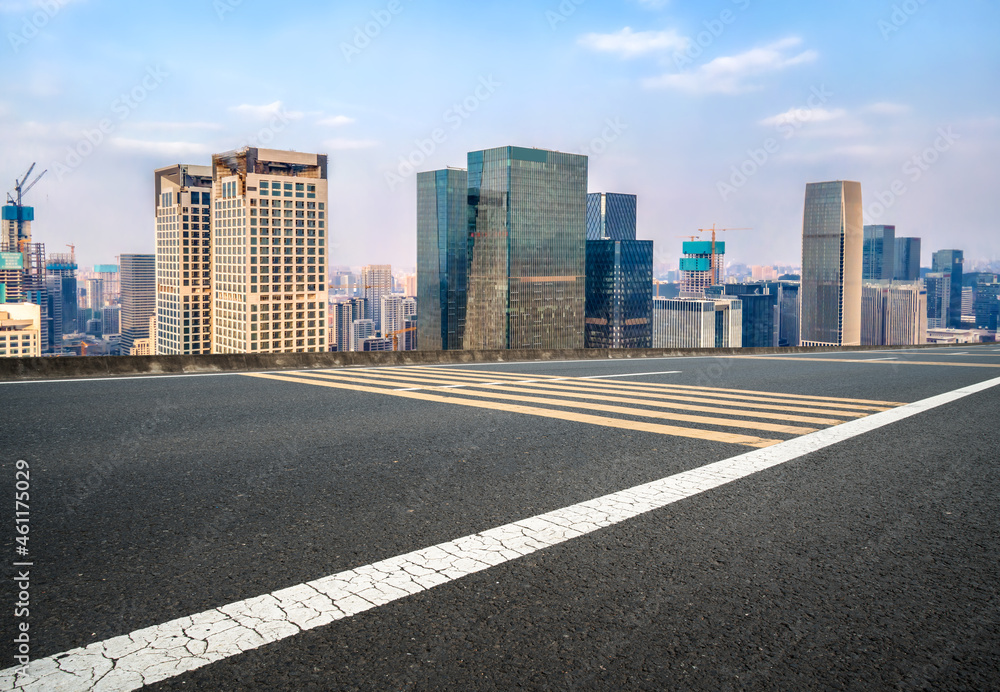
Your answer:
[695,225,752,283]
[6,163,47,251]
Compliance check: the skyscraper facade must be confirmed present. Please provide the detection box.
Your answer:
[932,249,964,328]
[211,148,329,354]
[119,254,156,354]
[894,237,921,281]
[707,283,777,348]
[361,264,392,332]
[586,193,637,241]
[652,297,742,348]
[417,168,468,351]
[800,181,863,346]
[585,239,654,349]
[924,272,951,328]
[154,164,213,355]
[465,146,587,350]
[862,225,896,280]
[332,300,354,352]
[861,281,927,346]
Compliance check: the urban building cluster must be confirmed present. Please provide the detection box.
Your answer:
[2,149,998,359]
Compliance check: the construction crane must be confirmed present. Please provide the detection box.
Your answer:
[695,225,752,284]
[389,326,416,351]
[6,163,47,251]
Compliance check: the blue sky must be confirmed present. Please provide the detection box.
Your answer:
[2,0,998,273]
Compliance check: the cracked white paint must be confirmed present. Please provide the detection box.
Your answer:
[3,375,999,691]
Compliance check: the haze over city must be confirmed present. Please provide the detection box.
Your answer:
[2,0,998,272]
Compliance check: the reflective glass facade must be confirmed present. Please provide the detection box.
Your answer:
[586,193,637,241]
[800,181,863,346]
[585,239,653,348]
[465,146,587,350]
[707,282,776,348]
[932,249,964,328]
[893,237,921,281]
[417,168,468,351]
[862,225,895,280]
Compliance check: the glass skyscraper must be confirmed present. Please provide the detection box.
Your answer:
[932,249,964,328]
[465,146,587,350]
[417,168,468,351]
[800,181,863,346]
[585,239,653,349]
[586,193,637,241]
[862,225,895,280]
[894,237,921,281]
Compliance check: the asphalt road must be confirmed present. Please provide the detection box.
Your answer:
[2,345,999,690]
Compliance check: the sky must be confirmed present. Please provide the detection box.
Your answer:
[2,0,999,274]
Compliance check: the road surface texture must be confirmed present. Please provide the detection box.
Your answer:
[2,345,999,690]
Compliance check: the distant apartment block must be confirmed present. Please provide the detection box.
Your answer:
[652,297,742,349]
[417,168,468,351]
[465,146,587,350]
[211,148,329,354]
[924,272,951,328]
[679,241,725,297]
[932,249,964,328]
[800,181,863,346]
[154,164,213,355]
[351,318,374,351]
[861,281,928,346]
[0,303,40,358]
[361,265,392,331]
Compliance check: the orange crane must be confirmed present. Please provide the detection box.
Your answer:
[389,326,416,351]
[695,225,752,283]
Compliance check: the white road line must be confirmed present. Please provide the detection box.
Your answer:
[4,375,999,692]
[863,357,898,362]
[580,370,682,380]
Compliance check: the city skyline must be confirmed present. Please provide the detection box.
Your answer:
[1,1,998,272]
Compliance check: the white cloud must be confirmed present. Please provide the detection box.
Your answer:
[0,0,84,11]
[323,138,379,151]
[578,27,688,59]
[644,37,818,94]
[759,107,847,128]
[127,121,224,131]
[229,101,303,121]
[317,115,356,127]
[110,138,210,157]
[862,102,911,116]
[636,0,670,9]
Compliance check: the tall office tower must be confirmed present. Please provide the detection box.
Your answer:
[861,281,927,346]
[0,303,41,358]
[332,300,355,352]
[101,305,121,335]
[894,237,921,281]
[707,283,777,348]
[973,283,1000,330]
[403,275,417,298]
[43,275,63,352]
[924,272,951,328]
[465,146,587,350]
[800,180,863,346]
[351,318,374,351]
[86,278,105,312]
[584,192,653,349]
[402,315,418,351]
[155,164,213,355]
[586,192,637,241]
[652,296,742,348]
[380,294,407,340]
[119,254,156,354]
[778,282,801,347]
[417,168,468,351]
[46,252,78,333]
[862,225,896,280]
[585,239,653,349]
[961,286,975,322]
[361,264,392,332]
[932,249,964,328]
[211,148,329,354]
[679,240,725,296]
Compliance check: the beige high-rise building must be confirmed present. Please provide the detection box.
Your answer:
[211,148,329,353]
[800,180,863,346]
[652,297,742,348]
[155,164,213,355]
[0,303,41,358]
[362,265,392,333]
[861,281,928,346]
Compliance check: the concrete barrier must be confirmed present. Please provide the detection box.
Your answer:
[0,343,966,382]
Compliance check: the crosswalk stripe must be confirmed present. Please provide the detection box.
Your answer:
[246,373,782,448]
[428,367,904,407]
[292,372,816,435]
[402,366,565,382]
[312,369,545,388]
[484,381,874,418]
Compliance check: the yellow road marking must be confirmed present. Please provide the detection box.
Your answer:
[293,372,816,435]
[314,368,545,388]
[245,373,781,448]
[425,367,904,406]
